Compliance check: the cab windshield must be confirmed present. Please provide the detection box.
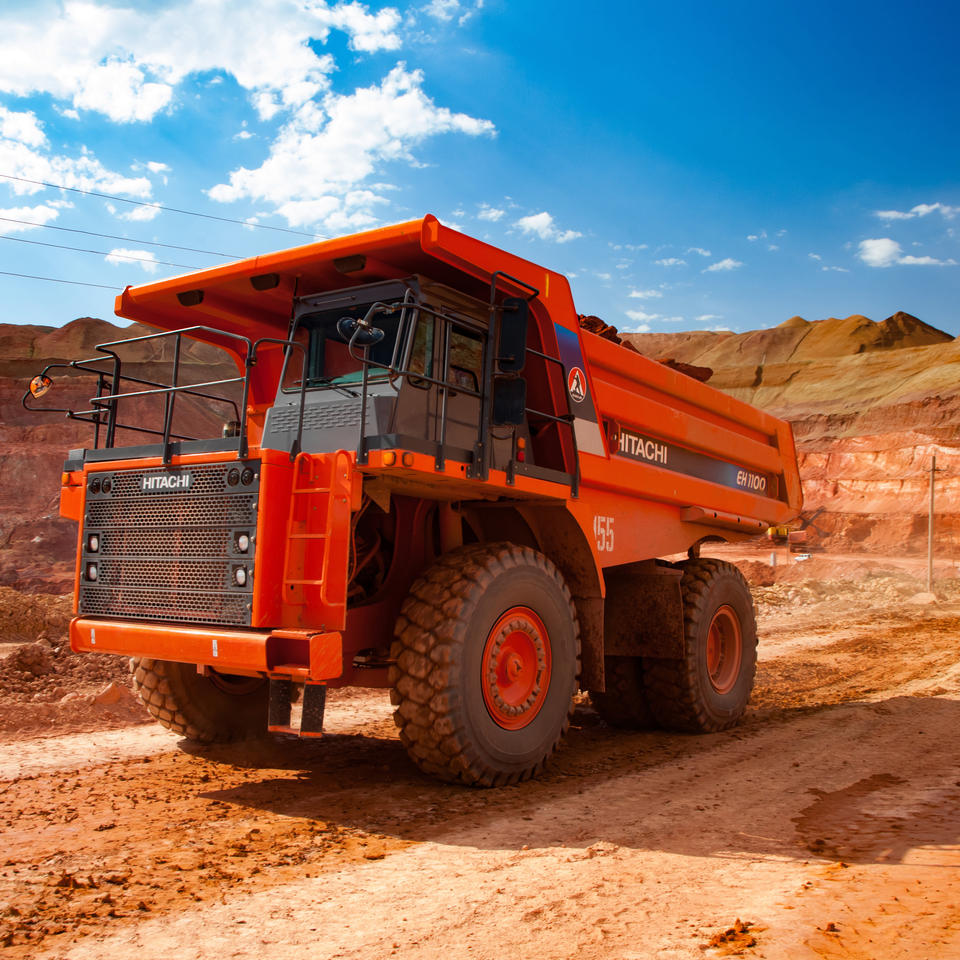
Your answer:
[282,301,404,390]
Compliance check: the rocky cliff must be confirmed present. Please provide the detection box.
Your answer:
[625,311,960,555]
[0,318,238,590]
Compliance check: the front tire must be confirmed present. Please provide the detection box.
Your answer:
[389,542,581,786]
[642,559,757,732]
[131,658,268,743]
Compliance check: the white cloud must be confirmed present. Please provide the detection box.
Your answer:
[695,314,722,323]
[629,288,663,299]
[767,244,779,251]
[821,265,850,273]
[875,202,958,221]
[746,230,767,242]
[0,104,46,147]
[655,257,686,267]
[626,309,659,323]
[105,248,160,273]
[610,242,648,252]
[146,161,170,174]
[704,258,743,272]
[209,64,494,230]
[424,0,460,19]
[0,1,402,124]
[622,322,651,332]
[514,211,581,244]
[0,104,153,201]
[858,237,956,268]
[899,254,957,266]
[0,203,61,234]
[594,272,611,280]
[686,246,711,257]
[119,204,161,222]
[808,252,822,261]
[477,204,504,221]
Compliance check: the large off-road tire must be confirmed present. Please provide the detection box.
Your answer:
[589,656,653,728]
[389,542,581,786]
[642,558,757,733]
[131,657,269,743]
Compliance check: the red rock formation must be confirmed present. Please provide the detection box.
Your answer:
[0,319,239,590]
[626,312,960,556]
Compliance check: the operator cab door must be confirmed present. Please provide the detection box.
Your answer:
[391,311,487,461]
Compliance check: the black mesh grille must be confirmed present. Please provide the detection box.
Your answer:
[79,462,259,626]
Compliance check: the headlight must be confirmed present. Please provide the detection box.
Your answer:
[234,566,248,587]
[236,533,250,553]
[86,563,98,581]
[87,534,100,552]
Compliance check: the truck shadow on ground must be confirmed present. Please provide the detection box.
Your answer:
[188,693,960,869]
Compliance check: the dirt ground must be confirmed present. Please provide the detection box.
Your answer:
[2,557,959,959]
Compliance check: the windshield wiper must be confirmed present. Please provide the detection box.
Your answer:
[313,377,360,398]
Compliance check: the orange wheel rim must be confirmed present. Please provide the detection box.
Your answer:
[481,606,552,730]
[706,604,742,694]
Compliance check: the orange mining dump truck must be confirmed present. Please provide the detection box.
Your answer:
[26,216,801,786]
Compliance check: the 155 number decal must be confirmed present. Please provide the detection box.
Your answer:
[593,515,614,552]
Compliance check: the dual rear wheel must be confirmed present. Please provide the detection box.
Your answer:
[590,558,757,733]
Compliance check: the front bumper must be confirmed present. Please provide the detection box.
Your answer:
[69,617,343,682]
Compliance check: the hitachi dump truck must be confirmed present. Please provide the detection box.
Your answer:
[26,215,801,786]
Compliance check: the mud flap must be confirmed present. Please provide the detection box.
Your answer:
[603,560,685,659]
[268,677,327,737]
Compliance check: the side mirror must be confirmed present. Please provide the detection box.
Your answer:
[492,376,526,426]
[497,297,528,373]
[29,374,53,398]
[337,315,385,347]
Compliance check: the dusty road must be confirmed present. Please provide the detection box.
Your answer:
[2,575,960,959]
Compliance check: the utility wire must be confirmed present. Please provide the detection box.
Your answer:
[0,172,328,240]
[1,234,198,269]
[0,216,243,259]
[0,270,121,291]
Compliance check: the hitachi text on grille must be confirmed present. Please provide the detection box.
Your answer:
[141,474,193,492]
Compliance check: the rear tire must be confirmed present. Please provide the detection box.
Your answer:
[389,542,580,786]
[642,559,756,732]
[131,658,268,743]
[589,656,653,728]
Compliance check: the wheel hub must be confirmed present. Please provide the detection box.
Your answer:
[706,604,742,694]
[481,606,552,730]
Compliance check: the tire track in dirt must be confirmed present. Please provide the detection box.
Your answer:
[3,596,960,958]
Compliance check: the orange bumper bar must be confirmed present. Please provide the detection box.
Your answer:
[69,617,343,681]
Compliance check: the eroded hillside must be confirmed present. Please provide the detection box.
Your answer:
[626,311,960,553]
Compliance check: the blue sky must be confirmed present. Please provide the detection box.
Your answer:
[0,0,957,335]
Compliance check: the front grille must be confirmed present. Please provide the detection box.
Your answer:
[79,462,259,626]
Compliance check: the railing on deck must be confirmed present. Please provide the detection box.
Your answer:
[23,326,307,464]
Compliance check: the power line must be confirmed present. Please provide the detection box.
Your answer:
[1,234,198,269]
[0,269,121,291]
[0,172,328,240]
[0,216,243,259]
